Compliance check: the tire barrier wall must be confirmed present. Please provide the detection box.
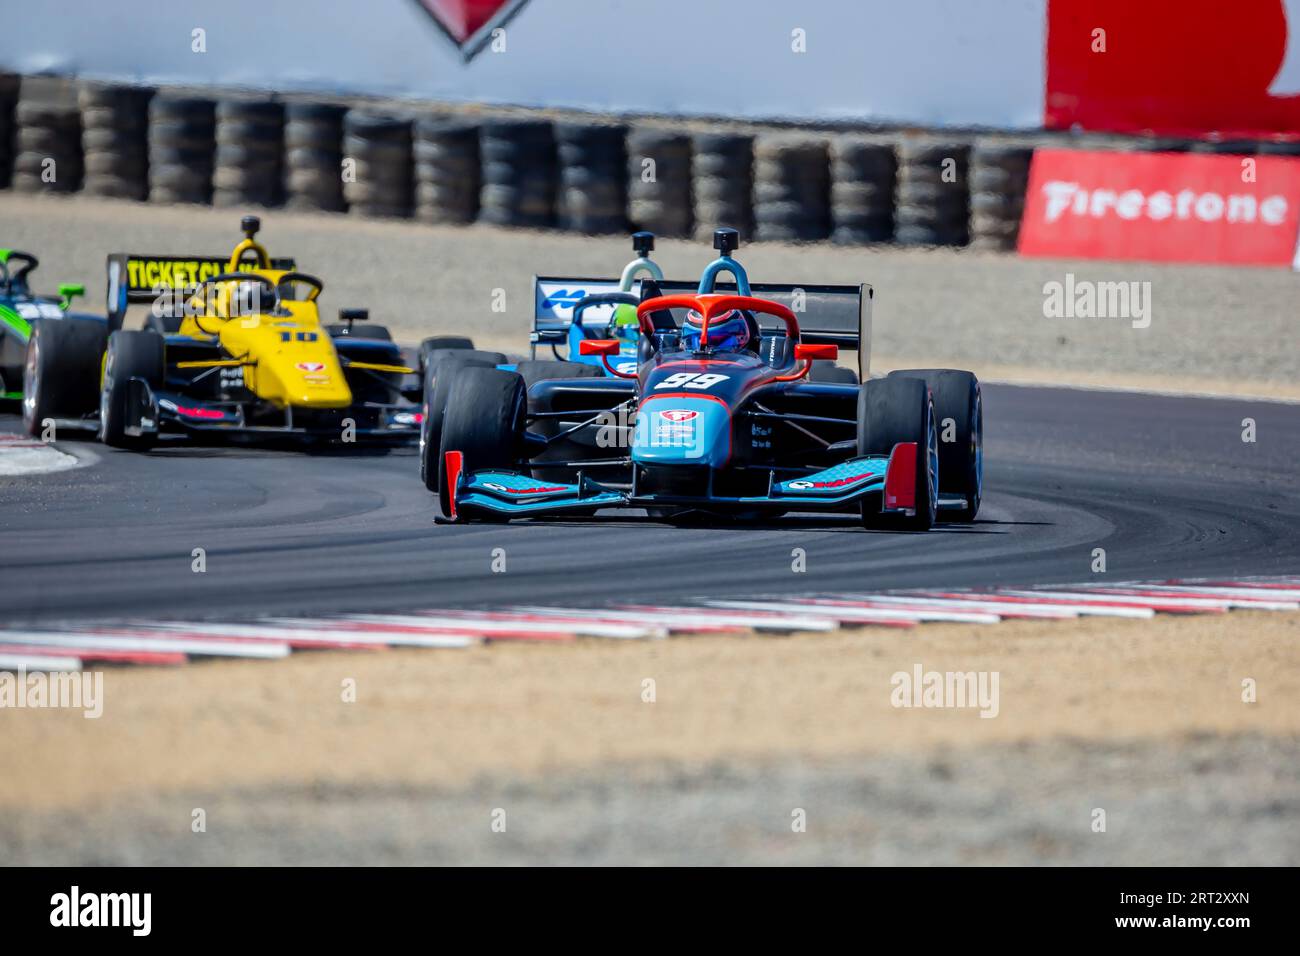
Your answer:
[148,95,215,206]
[0,74,18,189]
[214,99,283,209]
[284,102,347,213]
[4,77,1297,251]
[414,117,479,225]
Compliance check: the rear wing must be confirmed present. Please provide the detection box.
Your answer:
[105,252,295,331]
[533,276,873,379]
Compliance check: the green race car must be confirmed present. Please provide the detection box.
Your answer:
[0,249,102,404]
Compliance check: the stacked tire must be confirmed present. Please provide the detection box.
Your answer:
[413,117,480,225]
[478,119,556,229]
[148,95,215,205]
[967,142,1034,252]
[555,122,626,235]
[12,100,82,194]
[626,127,692,237]
[752,134,830,242]
[1257,139,1300,157]
[692,132,753,241]
[78,84,152,201]
[893,140,971,246]
[343,112,413,219]
[0,75,16,188]
[282,102,346,212]
[830,137,896,245]
[213,99,283,208]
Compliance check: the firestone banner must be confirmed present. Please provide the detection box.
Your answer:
[1018,149,1300,267]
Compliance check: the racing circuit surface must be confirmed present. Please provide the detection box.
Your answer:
[2,381,1297,625]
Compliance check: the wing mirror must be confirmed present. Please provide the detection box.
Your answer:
[795,343,838,361]
[58,283,84,309]
[579,339,621,356]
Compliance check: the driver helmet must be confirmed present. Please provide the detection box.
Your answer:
[608,302,639,344]
[680,308,750,352]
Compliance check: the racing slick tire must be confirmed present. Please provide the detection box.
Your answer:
[857,376,937,531]
[327,324,392,341]
[419,351,502,491]
[100,330,164,451]
[417,335,477,373]
[889,369,982,522]
[436,367,527,521]
[22,318,107,437]
[808,362,859,385]
[513,360,605,389]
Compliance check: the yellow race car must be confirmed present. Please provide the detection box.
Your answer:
[23,216,425,449]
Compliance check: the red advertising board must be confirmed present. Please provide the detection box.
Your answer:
[1018,149,1300,267]
[1046,0,1300,139]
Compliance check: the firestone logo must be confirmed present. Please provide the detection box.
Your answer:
[1042,180,1290,227]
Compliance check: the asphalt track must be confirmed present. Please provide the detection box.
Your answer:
[1,383,1297,625]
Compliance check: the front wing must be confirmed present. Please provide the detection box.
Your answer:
[445,446,923,521]
[120,379,422,442]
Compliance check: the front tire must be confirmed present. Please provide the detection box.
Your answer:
[437,366,526,520]
[857,376,937,531]
[100,330,164,450]
[889,369,981,521]
[23,318,107,437]
[420,351,502,491]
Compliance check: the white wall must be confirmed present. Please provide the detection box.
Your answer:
[0,0,1046,128]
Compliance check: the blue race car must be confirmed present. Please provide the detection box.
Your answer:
[425,228,982,530]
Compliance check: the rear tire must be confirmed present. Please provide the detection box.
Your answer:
[513,359,605,388]
[327,324,392,341]
[100,330,164,450]
[437,367,527,520]
[418,336,479,374]
[889,369,981,521]
[420,351,502,491]
[808,362,859,385]
[857,376,937,531]
[22,318,107,437]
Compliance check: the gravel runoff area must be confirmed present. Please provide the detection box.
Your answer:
[3,612,1298,865]
[4,192,1298,400]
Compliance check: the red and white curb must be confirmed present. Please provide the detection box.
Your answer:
[0,432,81,477]
[0,578,1297,671]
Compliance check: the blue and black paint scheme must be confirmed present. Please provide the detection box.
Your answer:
[443,228,957,525]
